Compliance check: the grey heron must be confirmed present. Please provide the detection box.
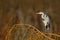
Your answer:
[36,12,50,30]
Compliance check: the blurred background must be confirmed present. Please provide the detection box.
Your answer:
[0,0,60,40]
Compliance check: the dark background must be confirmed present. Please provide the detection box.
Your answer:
[0,0,60,40]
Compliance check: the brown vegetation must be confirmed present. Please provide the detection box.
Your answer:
[0,0,60,40]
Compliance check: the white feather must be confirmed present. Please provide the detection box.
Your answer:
[36,12,50,30]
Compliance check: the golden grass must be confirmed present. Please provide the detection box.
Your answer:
[5,24,60,40]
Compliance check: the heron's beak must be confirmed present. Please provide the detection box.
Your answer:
[36,13,40,14]
[36,13,42,16]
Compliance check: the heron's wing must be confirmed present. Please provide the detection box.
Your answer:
[44,14,50,21]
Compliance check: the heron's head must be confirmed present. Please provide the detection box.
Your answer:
[36,12,44,15]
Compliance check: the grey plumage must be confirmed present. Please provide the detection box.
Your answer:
[36,12,50,30]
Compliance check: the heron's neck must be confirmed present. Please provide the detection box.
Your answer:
[41,14,44,18]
